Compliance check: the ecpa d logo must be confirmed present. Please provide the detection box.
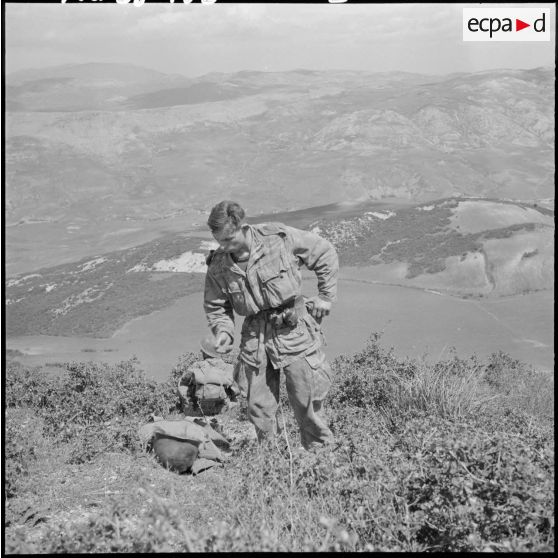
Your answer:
[463,7,551,41]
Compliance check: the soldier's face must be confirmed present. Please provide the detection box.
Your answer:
[213,223,245,253]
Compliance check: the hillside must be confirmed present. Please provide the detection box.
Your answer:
[5,65,554,276]
[5,233,209,337]
[6,62,192,112]
[314,197,554,297]
[4,338,554,552]
[5,197,554,339]
[4,63,554,553]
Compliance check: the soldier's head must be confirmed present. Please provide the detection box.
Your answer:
[207,200,247,253]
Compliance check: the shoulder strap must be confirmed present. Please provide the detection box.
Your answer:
[254,222,294,253]
[260,227,298,274]
[255,222,288,236]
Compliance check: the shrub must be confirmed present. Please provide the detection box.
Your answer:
[397,416,554,551]
[35,491,198,553]
[484,351,554,421]
[4,357,184,467]
[328,333,418,413]
[4,408,46,498]
[4,335,555,553]
[5,361,63,410]
[329,336,499,430]
[393,353,498,421]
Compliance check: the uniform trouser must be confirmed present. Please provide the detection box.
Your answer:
[238,348,334,450]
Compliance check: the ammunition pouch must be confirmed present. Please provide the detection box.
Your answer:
[266,295,307,329]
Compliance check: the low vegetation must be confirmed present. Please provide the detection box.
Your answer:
[315,199,545,279]
[4,335,554,553]
[5,233,205,338]
[7,198,554,340]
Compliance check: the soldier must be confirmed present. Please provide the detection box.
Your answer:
[203,200,339,450]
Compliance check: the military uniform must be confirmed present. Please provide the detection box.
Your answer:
[203,222,339,449]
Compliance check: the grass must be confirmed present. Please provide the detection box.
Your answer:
[3,334,554,553]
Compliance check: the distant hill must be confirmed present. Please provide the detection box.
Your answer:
[5,64,554,276]
[313,197,554,298]
[5,197,553,338]
[5,233,208,337]
[6,62,192,112]
[7,62,175,84]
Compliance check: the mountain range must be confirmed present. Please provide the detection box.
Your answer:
[5,63,554,277]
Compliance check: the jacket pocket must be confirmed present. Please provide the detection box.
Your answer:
[256,260,286,282]
[304,350,332,400]
[275,323,309,354]
[257,261,297,308]
[302,312,327,347]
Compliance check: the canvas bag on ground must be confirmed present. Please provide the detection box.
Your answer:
[177,359,238,415]
[138,417,231,474]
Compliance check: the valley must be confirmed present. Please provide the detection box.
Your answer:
[7,277,553,381]
[4,64,554,379]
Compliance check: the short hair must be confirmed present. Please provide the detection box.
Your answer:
[207,201,246,233]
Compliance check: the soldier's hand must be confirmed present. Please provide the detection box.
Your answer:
[215,331,233,353]
[308,297,332,321]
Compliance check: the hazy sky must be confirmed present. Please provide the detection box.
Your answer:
[4,2,556,77]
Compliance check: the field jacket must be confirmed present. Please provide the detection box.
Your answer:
[203,222,339,369]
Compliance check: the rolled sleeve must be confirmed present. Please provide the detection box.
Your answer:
[285,225,339,303]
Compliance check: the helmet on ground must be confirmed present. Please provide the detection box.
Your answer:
[152,435,199,474]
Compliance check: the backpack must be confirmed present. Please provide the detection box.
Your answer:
[138,417,231,475]
[177,358,239,416]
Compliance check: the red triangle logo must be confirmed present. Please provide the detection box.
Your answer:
[516,19,530,31]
